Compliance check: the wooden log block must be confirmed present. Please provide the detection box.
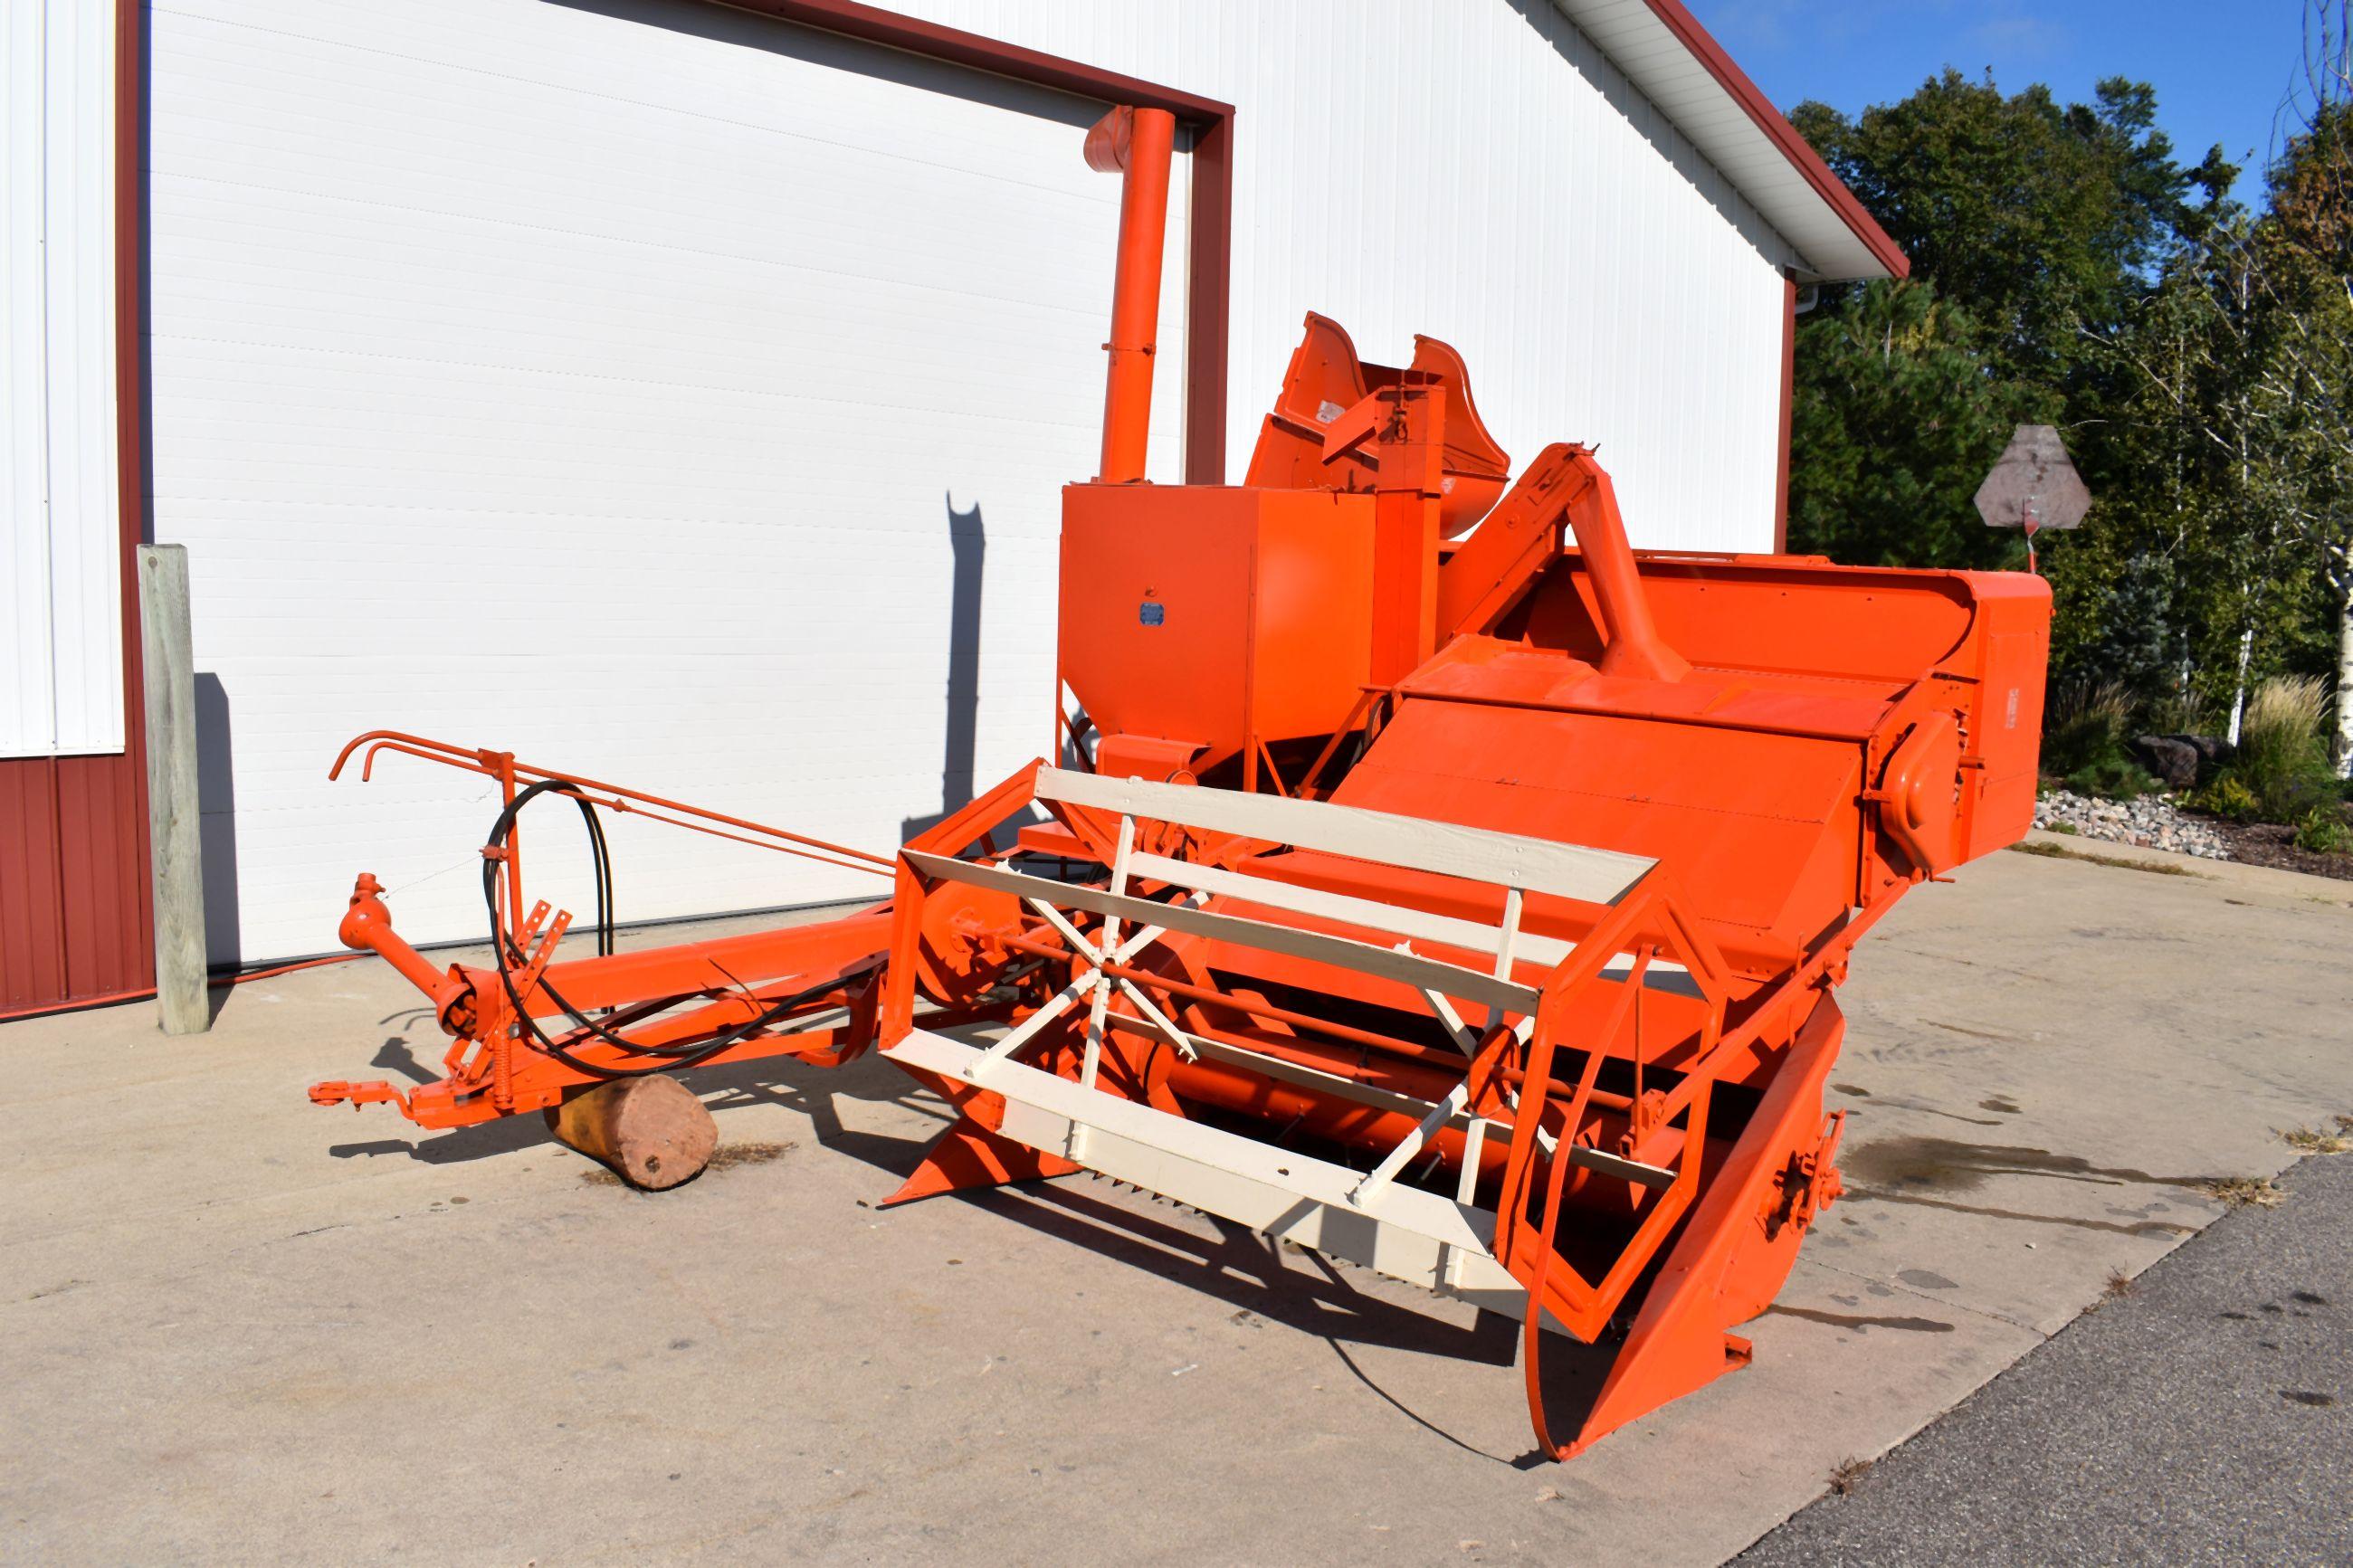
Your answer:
[544,1075,717,1190]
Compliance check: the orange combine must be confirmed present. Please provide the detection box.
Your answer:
[310,106,2049,1458]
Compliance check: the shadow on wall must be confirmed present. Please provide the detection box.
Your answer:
[545,0,1105,132]
[902,493,986,841]
[194,673,242,971]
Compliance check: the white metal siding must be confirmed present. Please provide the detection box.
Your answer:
[2,0,124,759]
[138,0,1797,965]
[148,0,1187,960]
[901,0,1800,549]
[1562,0,1891,280]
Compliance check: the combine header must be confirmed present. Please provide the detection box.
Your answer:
[310,106,2049,1457]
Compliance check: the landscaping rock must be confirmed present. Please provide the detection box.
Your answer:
[2031,787,2234,860]
[2182,734,2235,770]
[2130,735,2201,790]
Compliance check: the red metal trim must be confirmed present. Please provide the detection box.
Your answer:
[1775,274,1795,553]
[0,0,156,1013]
[712,1,1230,119]
[105,0,156,996]
[0,980,150,1027]
[710,0,1236,480]
[0,763,67,1009]
[1637,0,1909,280]
[1184,110,1233,483]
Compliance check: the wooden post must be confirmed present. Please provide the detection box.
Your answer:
[138,545,208,1034]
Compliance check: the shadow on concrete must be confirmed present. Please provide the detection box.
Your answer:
[947,1172,1615,1465]
[370,1036,442,1087]
[325,1041,938,1168]
[320,1038,1598,1459]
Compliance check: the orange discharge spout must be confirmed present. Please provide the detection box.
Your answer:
[1085,105,1176,484]
[1563,451,1691,682]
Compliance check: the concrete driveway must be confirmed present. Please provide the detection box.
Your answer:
[5,838,2349,1564]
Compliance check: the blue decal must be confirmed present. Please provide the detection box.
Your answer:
[1138,600,1166,627]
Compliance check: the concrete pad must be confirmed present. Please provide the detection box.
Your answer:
[4,851,2349,1564]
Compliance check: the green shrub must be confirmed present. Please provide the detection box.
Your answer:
[2042,679,2134,778]
[2042,679,2158,799]
[2065,755,2158,800]
[2293,806,2348,855]
[2142,688,2212,736]
[2230,676,2337,823]
[2189,774,2261,822]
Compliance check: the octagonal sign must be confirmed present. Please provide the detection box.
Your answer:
[1976,424,2090,534]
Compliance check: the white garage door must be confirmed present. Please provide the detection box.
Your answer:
[148,0,1191,962]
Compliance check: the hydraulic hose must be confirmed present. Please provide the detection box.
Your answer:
[480,776,856,1080]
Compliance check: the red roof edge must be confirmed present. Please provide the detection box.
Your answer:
[1639,0,1910,280]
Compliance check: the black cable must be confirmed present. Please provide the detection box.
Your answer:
[480,775,854,1079]
[577,791,614,958]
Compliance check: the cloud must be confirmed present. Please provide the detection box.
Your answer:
[1969,11,2070,63]
[1692,0,1805,54]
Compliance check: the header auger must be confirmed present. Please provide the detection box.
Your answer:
[310,103,2050,1457]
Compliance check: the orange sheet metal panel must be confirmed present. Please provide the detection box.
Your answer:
[1512,555,1985,685]
[1059,483,1375,756]
[1325,556,2050,970]
[1331,688,1863,972]
[1958,576,2053,860]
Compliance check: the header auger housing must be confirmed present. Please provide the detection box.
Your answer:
[310,103,2048,1459]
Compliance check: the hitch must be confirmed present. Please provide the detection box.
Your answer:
[308,1079,409,1112]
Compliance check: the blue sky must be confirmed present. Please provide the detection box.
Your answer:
[1693,0,2322,204]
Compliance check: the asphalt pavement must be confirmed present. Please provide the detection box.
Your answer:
[1740,1152,2353,1566]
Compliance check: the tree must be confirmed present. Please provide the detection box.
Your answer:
[2266,3,2353,771]
[2078,206,2352,742]
[1786,36,2353,774]
[1792,72,2232,384]
[1786,72,2234,594]
[1786,281,2038,572]
[2070,8,2353,757]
